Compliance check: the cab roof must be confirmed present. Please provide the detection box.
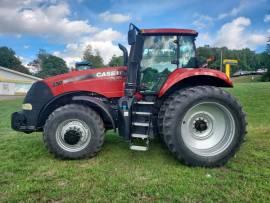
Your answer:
[141,28,198,36]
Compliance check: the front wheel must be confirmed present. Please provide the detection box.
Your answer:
[43,104,105,159]
[161,86,247,167]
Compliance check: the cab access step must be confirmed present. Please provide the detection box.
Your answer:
[129,100,154,151]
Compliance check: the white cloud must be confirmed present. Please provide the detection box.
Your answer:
[0,1,96,41]
[91,28,123,41]
[214,17,267,49]
[247,34,267,46]
[99,11,131,23]
[0,1,126,67]
[196,33,213,47]
[54,28,124,67]
[217,0,258,20]
[264,14,270,22]
[17,55,37,72]
[192,14,213,29]
[218,7,241,20]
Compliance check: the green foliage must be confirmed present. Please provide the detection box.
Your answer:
[108,55,123,66]
[267,37,270,55]
[32,49,69,78]
[197,46,259,72]
[262,37,270,81]
[197,46,270,82]
[0,46,30,74]
[257,52,270,81]
[261,70,270,81]
[1,82,270,202]
[83,45,104,68]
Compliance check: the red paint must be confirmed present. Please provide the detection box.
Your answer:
[134,92,143,101]
[43,66,232,99]
[158,68,232,97]
[142,28,198,36]
[43,66,127,98]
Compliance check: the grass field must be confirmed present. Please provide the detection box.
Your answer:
[232,75,262,83]
[0,83,270,202]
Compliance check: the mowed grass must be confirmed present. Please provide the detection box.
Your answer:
[232,75,262,83]
[0,83,270,202]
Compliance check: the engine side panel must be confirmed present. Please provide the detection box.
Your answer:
[43,66,127,98]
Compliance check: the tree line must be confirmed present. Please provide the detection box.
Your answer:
[0,45,123,78]
[0,43,269,81]
[197,41,270,81]
[197,46,269,71]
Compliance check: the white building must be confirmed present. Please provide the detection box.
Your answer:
[0,66,41,95]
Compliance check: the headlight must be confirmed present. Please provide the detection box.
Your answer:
[22,103,32,110]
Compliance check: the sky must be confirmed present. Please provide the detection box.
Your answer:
[0,0,269,68]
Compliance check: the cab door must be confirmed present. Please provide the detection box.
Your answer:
[139,35,178,93]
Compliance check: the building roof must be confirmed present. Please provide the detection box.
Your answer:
[0,66,41,81]
[141,28,198,36]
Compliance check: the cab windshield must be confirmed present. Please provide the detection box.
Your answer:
[140,35,196,92]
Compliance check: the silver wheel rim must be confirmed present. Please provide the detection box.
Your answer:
[56,119,91,152]
[181,102,235,157]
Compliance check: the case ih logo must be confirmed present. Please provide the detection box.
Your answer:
[96,70,124,77]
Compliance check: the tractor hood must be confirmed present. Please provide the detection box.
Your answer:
[43,66,127,98]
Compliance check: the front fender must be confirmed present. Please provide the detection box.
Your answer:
[158,68,232,97]
[37,92,116,131]
[72,95,116,130]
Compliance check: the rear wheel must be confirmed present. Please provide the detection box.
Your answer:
[43,104,105,159]
[161,86,247,167]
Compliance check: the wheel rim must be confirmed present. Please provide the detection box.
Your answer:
[181,102,235,157]
[56,119,91,152]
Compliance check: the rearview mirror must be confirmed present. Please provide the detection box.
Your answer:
[128,29,136,45]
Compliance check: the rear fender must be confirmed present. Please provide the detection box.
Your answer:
[158,68,233,97]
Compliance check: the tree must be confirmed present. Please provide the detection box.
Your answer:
[259,37,270,81]
[82,45,104,68]
[266,37,270,54]
[108,55,123,66]
[196,46,261,74]
[33,50,69,78]
[0,46,30,74]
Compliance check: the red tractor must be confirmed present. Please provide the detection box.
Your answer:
[12,24,246,167]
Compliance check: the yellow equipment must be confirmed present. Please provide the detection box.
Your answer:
[223,59,238,78]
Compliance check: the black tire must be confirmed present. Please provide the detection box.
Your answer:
[158,94,174,143]
[161,86,247,167]
[43,104,105,159]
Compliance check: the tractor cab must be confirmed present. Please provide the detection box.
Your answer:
[124,24,198,96]
[75,61,92,71]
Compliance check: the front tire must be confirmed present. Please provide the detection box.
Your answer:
[161,86,247,167]
[43,104,105,159]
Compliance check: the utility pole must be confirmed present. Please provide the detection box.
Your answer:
[267,37,270,55]
[220,49,223,71]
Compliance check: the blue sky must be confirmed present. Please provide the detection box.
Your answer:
[0,0,269,68]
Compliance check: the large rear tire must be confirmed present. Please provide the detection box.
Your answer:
[161,86,247,167]
[43,104,105,159]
